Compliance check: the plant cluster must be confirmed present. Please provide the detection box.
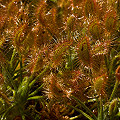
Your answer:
[0,0,120,120]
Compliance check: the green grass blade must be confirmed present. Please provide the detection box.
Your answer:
[28,84,44,97]
[68,105,94,120]
[1,104,15,120]
[29,65,49,88]
[71,95,97,120]
[19,55,23,83]
[27,96,44,100]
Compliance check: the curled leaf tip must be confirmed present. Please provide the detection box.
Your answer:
[115,66,120,81]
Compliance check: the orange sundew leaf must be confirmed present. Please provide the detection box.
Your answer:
[0,15,7,30]
[23,31,35,50]
[70,74,91,101]
[35,27,51,48]
[54,6,64,28]
[96,2,106,21]
[47,73,65,98]
[90,40,109,76]
[37,2,60,41]
[84,0,97,17]
[16,8,28,25]
[115,66,120,81]
[52,40,72,67]
[91,53,105,73]
[67,15,76,31]
[109,98,118,116]
[93,74,107,98]
[13,23,27,53]
[0,74,4,85]
[37,1,48,26]
[88,20,104,40]
[104,10,117,32]
[77,37,91,66]
[73,7,83,18]
[7,0,20,16]
[61,0,72,18]
[91,40,111,55]
[33,55,44,73]
[0,51,6,64]
[72,0,84,7]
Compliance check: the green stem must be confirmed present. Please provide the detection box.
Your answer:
[98,97,103,120]
[109,80,119,102]
[10,48,16,69]
[20,55,23,83]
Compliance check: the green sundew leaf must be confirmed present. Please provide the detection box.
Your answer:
[27,96,44,100]
[68,105,94,120]
[105,16,116,31]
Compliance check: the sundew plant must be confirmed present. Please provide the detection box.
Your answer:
[0,0,120,120]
